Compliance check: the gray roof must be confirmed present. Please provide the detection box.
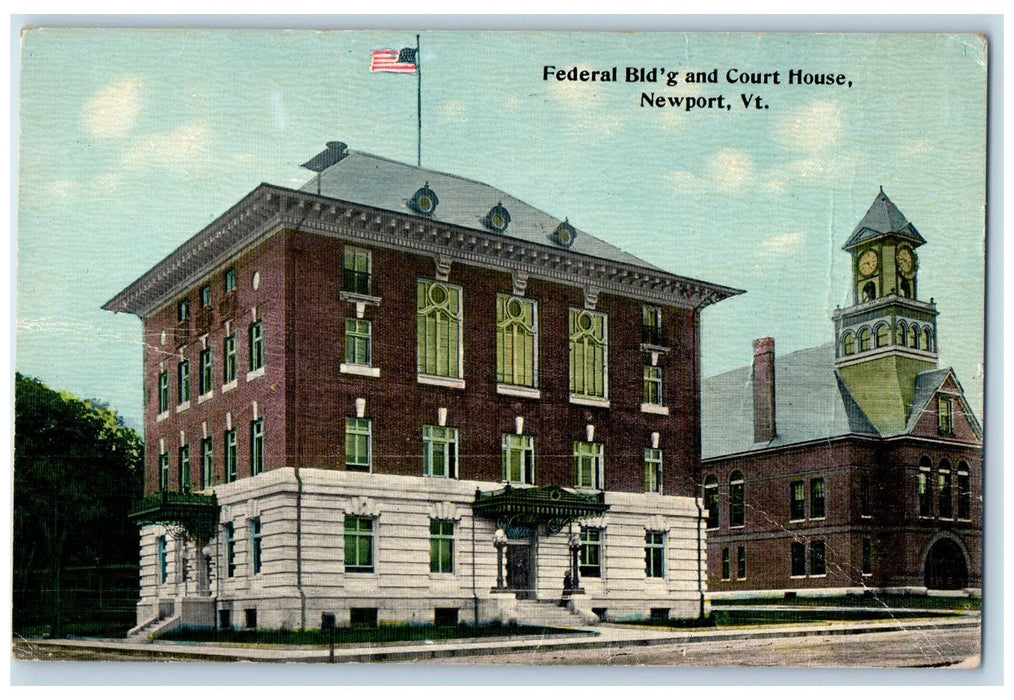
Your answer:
[843,189,926,250]
[300,149,659,270]
[701,343,879,459]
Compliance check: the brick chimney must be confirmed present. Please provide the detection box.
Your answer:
[752,337,777,443]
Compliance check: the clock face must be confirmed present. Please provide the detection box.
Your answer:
[858,249,879,277]
[897,246,918,278]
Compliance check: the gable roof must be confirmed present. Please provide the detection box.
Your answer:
[905,367,983,438]
[300,148,659,269]
[843,189,927,250]
[701,343,879,459]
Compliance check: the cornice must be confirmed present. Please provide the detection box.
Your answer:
[104,184,743,319]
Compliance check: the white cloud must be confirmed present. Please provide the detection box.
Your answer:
[121,122,212,174]
[706,148,754,191]
[776,100,843,152]
[83,78,142,138]
[757,232,804,255]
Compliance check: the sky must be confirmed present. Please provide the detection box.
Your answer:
[15,29,987,430]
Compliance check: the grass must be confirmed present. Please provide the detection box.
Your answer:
[160,623,584,646]
[709,594,981,611]
[707,608,961,626]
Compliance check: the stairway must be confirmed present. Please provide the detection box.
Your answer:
[512,599,595,629]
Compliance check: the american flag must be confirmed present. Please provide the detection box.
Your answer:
[370,48,418,74]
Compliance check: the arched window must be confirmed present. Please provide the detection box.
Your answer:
[729,471,745,527]
[917,456,933,517]
[862,281,877,302]
[875,323,889,348]
[909,324,920,349]
[859,327,872,352]
[938,459,953,519]
[897,321,907,345]
[922,328,932,352]
[842,332,855,356]
[957,461,971,520]
[703,475,719,530]
[899,279,911,298]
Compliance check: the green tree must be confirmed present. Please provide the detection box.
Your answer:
[13,373,144,636]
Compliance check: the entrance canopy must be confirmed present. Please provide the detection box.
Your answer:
[473,485,609,533]
[129,491,221,543]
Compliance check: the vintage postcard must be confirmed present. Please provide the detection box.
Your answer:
[12,27,986,672]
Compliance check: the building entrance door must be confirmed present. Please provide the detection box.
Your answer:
[506,542,534,599]
[924,538,968,590]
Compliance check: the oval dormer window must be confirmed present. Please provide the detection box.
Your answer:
[411,183,439,216]
[484,202,511,233]
[553,219,577,248]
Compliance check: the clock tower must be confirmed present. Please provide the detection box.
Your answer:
[832,189,939,434]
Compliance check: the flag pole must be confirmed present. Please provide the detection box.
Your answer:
[416,33,421,167]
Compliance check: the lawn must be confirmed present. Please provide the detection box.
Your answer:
[709,593,981,611]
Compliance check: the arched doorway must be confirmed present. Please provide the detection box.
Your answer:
[924,537,968,590]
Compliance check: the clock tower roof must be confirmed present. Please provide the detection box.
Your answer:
[843,187,927,251]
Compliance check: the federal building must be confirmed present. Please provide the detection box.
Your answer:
[105,142,741,635]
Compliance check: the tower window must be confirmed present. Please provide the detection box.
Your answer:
[899,279,911,298]
[858,328,872,352]
[842,332,855,356]
[862,281,876,302]
[875,324,889,348]
[909,324,920,349]
[922,328,932,352]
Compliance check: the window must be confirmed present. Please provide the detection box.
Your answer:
[569,309,607,400]
[918,457,933,517]
[225,523,236,577]
[223,335,236,384]
[737,545,746,580]
[344,516,374,572]
[423,425,458,478]
[809,540,826,576]
[810,477,825,519]
[645,531,665,578]
[225,429,237,483]
[938,466,953,519]
[842,332,855,356]
[202,437,213,489]
[345,418,371,472]
[345,319,372,366]
[574,441,604,489]
[201,284,212,308]
[703,475,719,529]
[909,325,919,349]
[158,536,168,584]
[343,247,371,295]
[178,359,190,404]
[417,280,462,380]
[875,323,888,348]
[862,538,872,575]
[790,480,805,521]
[579,528,602,578]
[225,267,237,293]
[957,465,971,520]
[179,445,190,492]
[158,371,169,413]
[159,452,170,491]
[922,328,932,352]
[642,306,662,345]
[503,434,535,484]
[429,519,454,573]
[178,299,191,322]
[643,366,663,406]
[250,518,262,575]
[860,474,872,517]
[250,419,264,476]
[249,321,264,372]
[938,395,954,435]
[791,541,806,577]
[199,348,213,395]
[859,327,871,352]
[496,295,537,387]
[729,471,745,527]
[644,448,663,493]
[721,547,731,580]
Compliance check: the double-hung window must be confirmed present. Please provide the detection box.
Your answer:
[344,516,374,572]
[250,419,264,476]
[225,523,236,577]
[225,429,237,483]
[643,366,663,406]
[496,295,537,388]
[729,471,745,527]
[250,518,262,575]
[224,267,237,293]
[345,319,372,366]
[417,280,462,381]
[579,528,602,578]
[202,437,214,488]
[343,248,371,295]
[178,299,190,323]
[791,541,806,577]
[644,448,663,493]
[179,445,190,492]
[569,309,607,400]
[199,348,213,396]
[423,425,458,478]
[249,322,264,372]
[810,478,825,519]
[345,418,372,472]
[737,545,747,579]
[574,441,603,490]
[503,434,534,484]
[809,540,826,576]
[721,547,731,580]
[223,335,237,384]
[938,395,954,435]
[790,480,805,521]
[178,359,190,405]
[158,371,169,413]
[642,306,663,345]
[159,452,170,492]
[200,285,212,308]
[918,459,933,517]
[429,519,454,574]
[703,475,720,529]
[957,465,971,520]
[645,531,665,578]
[158,536,168,584]
[938,467,953,519]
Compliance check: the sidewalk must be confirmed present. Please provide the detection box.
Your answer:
[20,614,981,664]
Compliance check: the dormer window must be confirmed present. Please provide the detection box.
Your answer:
[553,219,577,248]
[483,203,511,233]
[410,183,438,216]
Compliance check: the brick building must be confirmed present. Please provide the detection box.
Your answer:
[700,190,982,595]
[105,142,740,633]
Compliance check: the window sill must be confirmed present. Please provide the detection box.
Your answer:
[789,575,807,580]
[788,518,805,524]
[640,342,670,354]
[157,411,170,422]
[809,574,827,579]
[198,391,214,404]
[729,525,745,530]
[569,395,610,409]
[862,573,873,578]
[222,380,238,394]
[418,375,465,390]
[340,291,382,306]
[246,367,265,382]
[340,363,381,378]
[176,401,191,413]
[860,514,873,519]
[640,403,669,416]
[496,384,541,399]
[811,516,826,522]
[424,472,457,479]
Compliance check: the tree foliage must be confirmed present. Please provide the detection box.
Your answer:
[13,373,144,633]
